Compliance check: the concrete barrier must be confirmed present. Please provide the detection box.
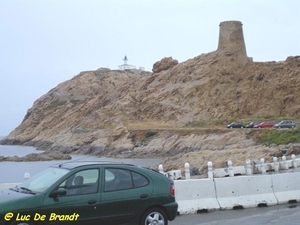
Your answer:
[214,175,278,210]
[213,166,246,177]
[174,179,220,214]
[164,170,182,180]
[272,173,300,204]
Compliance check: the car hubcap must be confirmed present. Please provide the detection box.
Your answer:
[145,212,165,225]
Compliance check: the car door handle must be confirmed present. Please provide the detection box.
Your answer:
[87,199,97,205]
[140,194,149,199]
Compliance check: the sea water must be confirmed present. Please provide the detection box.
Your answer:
[0,144,162,183]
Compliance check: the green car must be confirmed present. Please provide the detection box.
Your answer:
[0,161,178,225]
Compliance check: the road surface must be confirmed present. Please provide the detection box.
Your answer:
[170,203,300,225]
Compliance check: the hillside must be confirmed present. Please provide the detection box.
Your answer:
[1,21,300,173]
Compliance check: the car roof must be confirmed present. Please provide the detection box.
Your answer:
[51,161,135,170]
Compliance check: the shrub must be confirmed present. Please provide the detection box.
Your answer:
[145,130,158,138]
[258,128,300,145]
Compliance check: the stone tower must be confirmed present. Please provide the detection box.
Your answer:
[217,21,251,66]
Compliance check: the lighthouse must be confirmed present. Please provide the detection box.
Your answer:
[118,55,137,70]
[123,55,128,64]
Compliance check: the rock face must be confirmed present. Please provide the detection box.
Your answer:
[152,57,178,73]
[1,21,300,172]
[0,151,71,162]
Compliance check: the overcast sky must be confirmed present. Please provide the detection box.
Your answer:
[0,0,299,136]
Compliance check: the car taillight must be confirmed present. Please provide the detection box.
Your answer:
[170,183,175,197]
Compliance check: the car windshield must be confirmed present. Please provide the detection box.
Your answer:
[16,167,69,193]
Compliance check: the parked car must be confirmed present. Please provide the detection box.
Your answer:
[244,121,261,128]
[273,120,296,128]
[227,122,244,128]
[254,121,276,128]
[0,161,178,225]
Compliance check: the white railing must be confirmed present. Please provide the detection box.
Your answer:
[159,154,300,180]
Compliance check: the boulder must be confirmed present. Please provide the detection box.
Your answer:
[286,143,300,156]
[152,57,178,73]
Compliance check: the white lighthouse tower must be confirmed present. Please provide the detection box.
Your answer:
[118,55,136,70]
[123,55,128,64]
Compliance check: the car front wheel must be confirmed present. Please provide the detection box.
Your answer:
[140,208,168,225]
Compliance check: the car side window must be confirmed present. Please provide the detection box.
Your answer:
[58,169,99,196]
[104,168,149,192]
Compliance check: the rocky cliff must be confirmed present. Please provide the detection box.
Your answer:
[1,21,300,173]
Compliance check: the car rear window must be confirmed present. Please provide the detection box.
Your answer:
[104,168,149,192]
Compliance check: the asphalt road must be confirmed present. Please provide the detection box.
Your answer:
[169,203,300,225]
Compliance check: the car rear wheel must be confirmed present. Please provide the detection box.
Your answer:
[140,208,168,225]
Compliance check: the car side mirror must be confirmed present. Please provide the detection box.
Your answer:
[49,188,67,198]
